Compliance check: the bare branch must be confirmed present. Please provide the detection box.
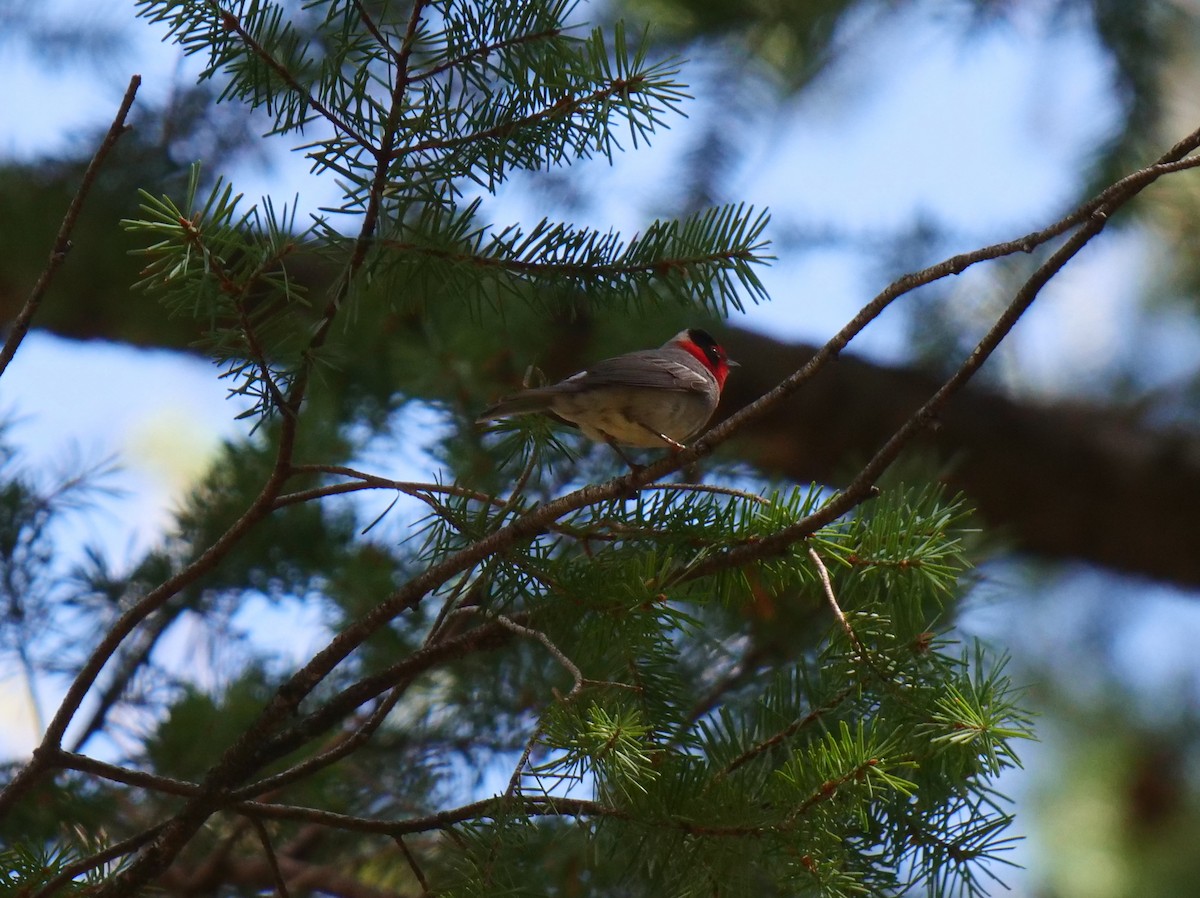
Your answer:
[275,465,499,513]
[807,546,862,657]
[0,74,140,379]
[234,622,523,803]
[642,481,773,506]
[393,836,431,895]
[242,794,621,835]
[247,817,291,898]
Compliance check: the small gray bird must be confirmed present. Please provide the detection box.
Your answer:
[476,328,738,454]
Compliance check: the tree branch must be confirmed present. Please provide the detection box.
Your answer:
[84,129,1200,894]
[0,74,139,379]
[205,0,372,148]
[714,328,1200,587]
[247,816,291,898]
[676,139,1200,582]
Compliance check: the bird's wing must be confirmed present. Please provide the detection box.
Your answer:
[563,349,712,394]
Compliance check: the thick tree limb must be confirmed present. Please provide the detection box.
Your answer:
[714,327,1200,587]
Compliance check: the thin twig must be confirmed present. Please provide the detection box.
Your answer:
[458,607,584,696]
[713,682,860,783]
[504,722,547,801]
[782,758,881,827]
[410,28,563,83]
[248,685,408,799]
[424,565,487,646]
[352,0,399,61]
[496,441,541,521]
[51,749,200,796]
[480,614,587,800]
[0,75,140,379]
[231,260,295,417]
[247,816,291,898]
[207,0,372,147]
[642,482,772,506]
[393,836,432,895]
[807,546,863,657]
[285,464,498,505]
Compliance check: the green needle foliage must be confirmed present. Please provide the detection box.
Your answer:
[0,1,1031,896]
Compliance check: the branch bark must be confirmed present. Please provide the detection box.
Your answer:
[714,327,1200,586]
[0,74,139,378]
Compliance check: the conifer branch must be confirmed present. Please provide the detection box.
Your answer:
[240,794,622,835]
[410,27,565,83]
[30,824,169,898]
[351,0,398,62]
[95,120,1200,875]
[388,73,669,161]
[714,683,860,782]
[177,212,295,415]
[379,229,763,285]
[643,482,773,506]
[198,0,373,147]
[29,123,1200,885]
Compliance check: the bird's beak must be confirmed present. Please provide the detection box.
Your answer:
[727,359,741,368]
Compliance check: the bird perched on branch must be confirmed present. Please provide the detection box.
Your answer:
[477,328,738,462]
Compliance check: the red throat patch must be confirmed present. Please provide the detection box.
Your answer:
[675,337,730,388]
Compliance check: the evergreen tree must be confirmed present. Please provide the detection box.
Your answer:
[29,0,1200,894]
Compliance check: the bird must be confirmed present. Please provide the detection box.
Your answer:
[476,328,738,461]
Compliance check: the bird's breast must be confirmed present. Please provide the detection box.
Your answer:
[548,387,717,448]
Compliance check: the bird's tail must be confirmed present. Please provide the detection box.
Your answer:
[475,390,554,423]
